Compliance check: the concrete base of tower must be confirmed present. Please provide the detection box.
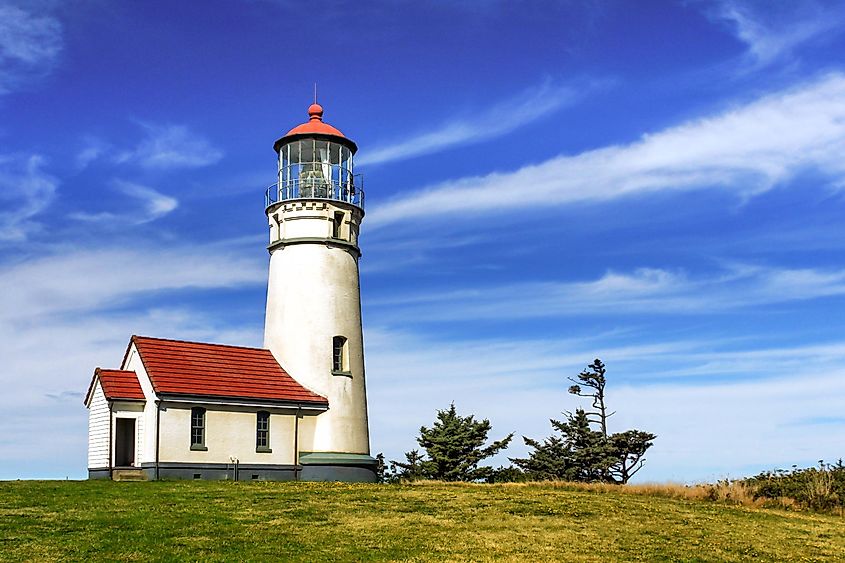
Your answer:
[298,452,378,483]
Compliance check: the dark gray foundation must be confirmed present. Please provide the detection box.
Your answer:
[138,462,298,481]
[299,464,377,483]
[88,468,111,480]
[90,460,378,482]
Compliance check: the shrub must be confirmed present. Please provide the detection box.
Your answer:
[742,460,845,512]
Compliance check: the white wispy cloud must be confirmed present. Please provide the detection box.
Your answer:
[361,233,488,273]
[74,137,111,169]
[0,2,62,94]
[0,306,264,479]
[0,239,267,478]
[604,367,845,481]
[0,243,264,323]
[364,326,845,482]
[368,264,845,321]
[367,73,845,228]
[0,154,57,241]
[357,80,585,166]
[710,0,844,68]
[121,181,178,220]
[71,180,179,224]
[115,123,224,169]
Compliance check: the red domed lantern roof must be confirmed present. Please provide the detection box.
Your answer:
[274,102,357,153]
[284,103,345,137]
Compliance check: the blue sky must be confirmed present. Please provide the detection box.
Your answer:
[2,0,845,481]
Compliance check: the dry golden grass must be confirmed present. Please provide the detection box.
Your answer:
[407,479,838,514]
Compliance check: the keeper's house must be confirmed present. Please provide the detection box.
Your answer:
[83,336,351,481]
[84,102,376,482]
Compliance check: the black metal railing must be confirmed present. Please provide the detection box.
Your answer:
[265,174,364,209]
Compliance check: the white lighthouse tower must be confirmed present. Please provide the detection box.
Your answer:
[263,102,375,481]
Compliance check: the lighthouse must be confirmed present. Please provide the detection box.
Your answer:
[263,102,375,480]
[84,101,376,483]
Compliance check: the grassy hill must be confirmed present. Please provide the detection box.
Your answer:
[1,480,843,562]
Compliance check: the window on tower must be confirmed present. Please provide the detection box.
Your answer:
[332,336,348,374]
[190,407,207,451]
[332,211,344,239]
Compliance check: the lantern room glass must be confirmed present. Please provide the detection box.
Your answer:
[276,139,355,203]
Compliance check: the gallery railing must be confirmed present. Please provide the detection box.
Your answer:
[265,174,364,209]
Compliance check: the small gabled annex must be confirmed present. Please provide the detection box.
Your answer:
[85,335,333,481]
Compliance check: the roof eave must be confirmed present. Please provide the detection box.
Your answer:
[83,368,101,407]
[108,397,146,403]
[157,392,329,411]
[272,132,358,154]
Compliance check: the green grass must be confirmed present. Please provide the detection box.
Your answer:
[1,480,843,562]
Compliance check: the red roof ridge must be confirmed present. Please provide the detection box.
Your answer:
[128,335,328,406]
[131,334,269,352]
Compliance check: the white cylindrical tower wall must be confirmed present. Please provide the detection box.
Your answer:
[263,199,369,455]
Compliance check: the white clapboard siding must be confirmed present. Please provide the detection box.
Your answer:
[135,411,144,465]
[87,382,110,468]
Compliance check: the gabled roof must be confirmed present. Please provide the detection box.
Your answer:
[84,368,145,405]
[129,335,328,406]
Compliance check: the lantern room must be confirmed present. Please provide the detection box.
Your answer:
[267,103,363,209]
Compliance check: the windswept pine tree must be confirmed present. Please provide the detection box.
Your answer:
[512,359,656,484]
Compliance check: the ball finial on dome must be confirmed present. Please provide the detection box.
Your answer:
[308,103,323,121]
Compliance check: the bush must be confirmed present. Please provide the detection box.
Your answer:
[742,460,845,512]
[485,466,530,483]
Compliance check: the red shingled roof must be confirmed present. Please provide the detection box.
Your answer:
[130,335,328,405]
[84,368,145,405]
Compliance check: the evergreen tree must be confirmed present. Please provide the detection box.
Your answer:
[392,403,513,482]
[511,431,575,481]
[568,359,613,437]
[513,359,656,484]
[608,430,656,484]
[389,449,426,482]
[374,453,387,483]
